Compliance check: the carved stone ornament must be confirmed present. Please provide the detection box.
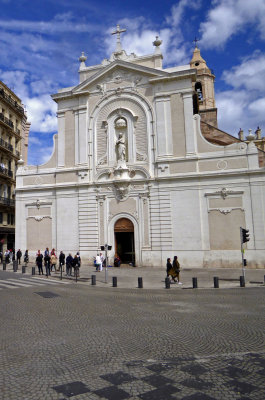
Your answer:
[217,160,228,170]
[113,182,131,201]
[27,215,52,222]
[219,208,232,215]
[77,171,88,179]
[96,194,106,205]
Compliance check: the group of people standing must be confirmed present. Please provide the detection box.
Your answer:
[0,249,27,264]
[166,256,182,284]
[35,248,81,277]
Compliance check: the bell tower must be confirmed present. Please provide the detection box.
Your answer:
[190,41,218,127]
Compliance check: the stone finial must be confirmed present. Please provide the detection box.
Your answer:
[17,155,24,166]
[255,126,262,139]
[153,35,162,47]
[238,128,244,141]
[79,52,87,70]
[153,36,162,54]
[246,129,255,141]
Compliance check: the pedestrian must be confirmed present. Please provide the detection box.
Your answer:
[99,252,104,272]
[76,252,81,276]
[4,249,10,264]
[0,251,3,263]
[172,256,182,284]
[72,254,79,278]
[24,250,29,264]
[114,255,121,267]
[44,252,51,276]
[95,254,101,271]
[16,249,22,264]
[9,249,13,261]
[51,248,56,256]
[51,253,57,272]
[166,257,172,278]
[59,251,65,272]
[44,247,49,257]
[66,253,73,276]
[36,250,43,275]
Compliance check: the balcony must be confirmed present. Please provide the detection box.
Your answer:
[0,137,13,153]
[0,112,14,129]
[0,166,13,179]
[0,113,21,139]
[0,197,15,207]
[0,88,24,115]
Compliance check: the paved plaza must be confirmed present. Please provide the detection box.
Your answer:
[0,266,264,399]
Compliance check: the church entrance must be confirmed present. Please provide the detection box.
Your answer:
[114,218,135,265]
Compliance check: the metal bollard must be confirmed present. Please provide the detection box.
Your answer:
[240,276,245,287]
[32,267,35,275]
[138,277,143,289]
[91,275,96,285]
[213,276,219,288]
[112,276,117,287]
[22,266,26,274]
[264,275,265,285]
[13,261,18,272]
[192,277,198,288]
[3,262,6,271]
[165,277,170,289]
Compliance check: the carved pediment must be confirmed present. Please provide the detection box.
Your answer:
[72,60,168,94]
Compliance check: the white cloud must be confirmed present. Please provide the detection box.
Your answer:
[222,52,265,92]
[216,90,265,135]
[104,1,201,67]
[26,95,57,133]
[216,50,265,135]
[0,13,97,34]
[200,0,265,48]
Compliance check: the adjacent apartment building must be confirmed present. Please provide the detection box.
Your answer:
[0,80,30,251]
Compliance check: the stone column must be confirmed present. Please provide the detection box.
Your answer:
[57,112,65,167]
[75,106,88,165]
[155,95,173,158]
[183,92,197,156]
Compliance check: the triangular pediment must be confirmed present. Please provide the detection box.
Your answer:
[72,60,168,93]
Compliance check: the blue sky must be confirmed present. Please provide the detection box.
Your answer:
[0,0,265,165]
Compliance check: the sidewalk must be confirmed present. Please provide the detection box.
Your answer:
[3,261,265,290]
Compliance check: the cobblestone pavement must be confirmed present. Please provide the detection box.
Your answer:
[0,275,264,400]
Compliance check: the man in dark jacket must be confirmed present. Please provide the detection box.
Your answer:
[66,253,73,276]
[16,249,22,264]
[59,251,65,272]
[44,253,51,276]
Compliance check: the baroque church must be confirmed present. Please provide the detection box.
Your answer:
[15,26,265,268]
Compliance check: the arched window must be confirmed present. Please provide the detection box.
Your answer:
[195,81,203,101]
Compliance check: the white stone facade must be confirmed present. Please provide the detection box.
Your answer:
[15,40,265,268]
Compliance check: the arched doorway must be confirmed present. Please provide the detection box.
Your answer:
[114,218,135,265]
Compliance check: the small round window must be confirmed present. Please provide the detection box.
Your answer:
[195,62,200,66]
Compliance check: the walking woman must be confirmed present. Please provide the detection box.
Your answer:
[172,255,182,284]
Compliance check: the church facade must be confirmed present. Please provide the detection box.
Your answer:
[15,28,265,268]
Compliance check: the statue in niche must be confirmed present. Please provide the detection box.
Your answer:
[115,117,127,166]
[116,132,126,161]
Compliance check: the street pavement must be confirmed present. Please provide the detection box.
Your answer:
[2,260,265,290]
[0,264,264,399]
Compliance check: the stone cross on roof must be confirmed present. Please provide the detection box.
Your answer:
[112,24,126,54]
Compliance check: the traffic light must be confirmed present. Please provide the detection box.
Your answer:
[241,228,250,243]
